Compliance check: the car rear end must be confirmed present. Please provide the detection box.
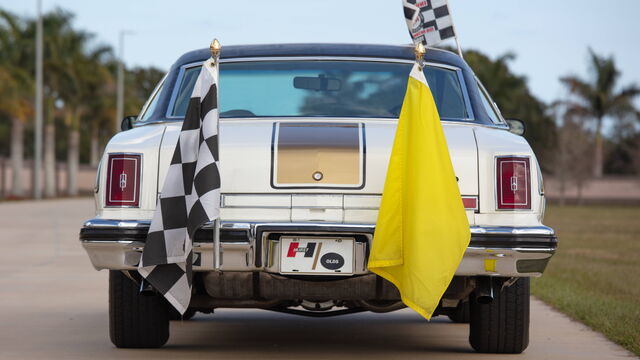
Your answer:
[79,44,556,352]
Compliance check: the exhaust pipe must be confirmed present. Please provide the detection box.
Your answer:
[475,276,495,304]
[357,300,406,313]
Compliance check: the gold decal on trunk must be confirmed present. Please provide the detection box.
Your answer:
[273,122,364,188]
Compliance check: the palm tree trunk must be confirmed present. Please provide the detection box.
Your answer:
[44,122,56,197]
[67,129,79,196]
[67,109,80,197]
[10,117,24,197]
[90,126,100,167]
[593,118,604,178]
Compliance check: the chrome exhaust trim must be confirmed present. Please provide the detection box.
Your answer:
[475,276,495,304]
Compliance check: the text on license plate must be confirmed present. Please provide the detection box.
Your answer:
[280,237,354,275]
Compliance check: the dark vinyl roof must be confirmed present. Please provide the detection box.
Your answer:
[172,43,467,69]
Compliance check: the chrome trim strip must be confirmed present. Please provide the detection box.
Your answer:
[164,62,190,119]
[135,73,167,124]
[475,75,508,126]
[221,205,294,209]
[218,222,251,230]
[140,116,509,130]
[467,246,556,253]
[469,225,555,236]
[455,67,475,120]
[82,218,555,237]
[83,218,151,228]
[290,206,344,209]
[253,222,376,231]
[82,240,143,247]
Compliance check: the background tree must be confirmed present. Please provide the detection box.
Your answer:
[464,50,556,172]
[605,116,640,175]
[560,48,640,178]
[0,10,33,197]
[552,104,594,204]
[36,9,77,197]
[126,66,165,113]
[0,6,168,198]
[56,28,112,196]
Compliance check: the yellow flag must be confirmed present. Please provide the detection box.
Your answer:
[368,64,470,319]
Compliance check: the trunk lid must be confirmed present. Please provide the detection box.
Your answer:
[158,119,478,222]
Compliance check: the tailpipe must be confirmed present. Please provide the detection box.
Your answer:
[474,276,495,304]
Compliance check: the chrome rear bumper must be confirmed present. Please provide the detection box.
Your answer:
[80,219,557,277]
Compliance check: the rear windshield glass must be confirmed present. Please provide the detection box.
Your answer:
[170,61,468,120]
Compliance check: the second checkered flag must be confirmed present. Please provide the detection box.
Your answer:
[138,57,221,314]
[403,0,457,47]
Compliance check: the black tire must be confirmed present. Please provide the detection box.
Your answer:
[469,277,530,354]
[109,271,170,348]
[447,299,470,323]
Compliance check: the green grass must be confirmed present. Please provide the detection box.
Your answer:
[532,204,640,356]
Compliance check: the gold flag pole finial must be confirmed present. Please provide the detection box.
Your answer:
[210,38,221,66]
[414,42,426,69]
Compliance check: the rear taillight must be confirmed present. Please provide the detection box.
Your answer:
[496,156,531,210]
[106,153,141,207]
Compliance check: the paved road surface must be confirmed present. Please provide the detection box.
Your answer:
[0,198,635,359]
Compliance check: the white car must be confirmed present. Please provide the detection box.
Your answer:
[80,43,557,353]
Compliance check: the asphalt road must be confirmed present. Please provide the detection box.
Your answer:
[0,198,635,359]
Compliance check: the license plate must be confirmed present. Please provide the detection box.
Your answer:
[280,237,354,275]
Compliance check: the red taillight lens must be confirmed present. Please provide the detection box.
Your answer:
[462,196,478,211]
[106,154,141,207]
[496,157,531,210]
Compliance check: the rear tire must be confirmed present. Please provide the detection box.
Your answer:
[469,277,530,353]
[109,271,170,348]
[447,299,470,323]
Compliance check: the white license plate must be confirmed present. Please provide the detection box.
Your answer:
[280,237,354,275]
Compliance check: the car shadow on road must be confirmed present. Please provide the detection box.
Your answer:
[163,310,475,356]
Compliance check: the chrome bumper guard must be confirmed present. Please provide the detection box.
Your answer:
[79,219,557,277]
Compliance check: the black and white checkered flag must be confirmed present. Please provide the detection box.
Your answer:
[403,0,456,47]
[138,57,220,314]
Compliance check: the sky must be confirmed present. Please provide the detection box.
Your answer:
[2,0,640,105]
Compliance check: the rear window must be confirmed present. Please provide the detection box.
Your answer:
[170,60,469,120]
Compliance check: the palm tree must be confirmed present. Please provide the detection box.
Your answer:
[85,56,115,168]
[53,24,113,195]
[0,10,33,198]
[560,49,640,177]
[35,9,85,196]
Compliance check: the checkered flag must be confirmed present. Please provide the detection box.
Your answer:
[138,57,220,314]
[402,0,456,47]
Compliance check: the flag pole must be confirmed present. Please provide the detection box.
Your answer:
[448,2,464,58]
[453,36,463,58]
[210,38,222,271]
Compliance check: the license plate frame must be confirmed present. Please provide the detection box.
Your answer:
[280,236,354,275]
